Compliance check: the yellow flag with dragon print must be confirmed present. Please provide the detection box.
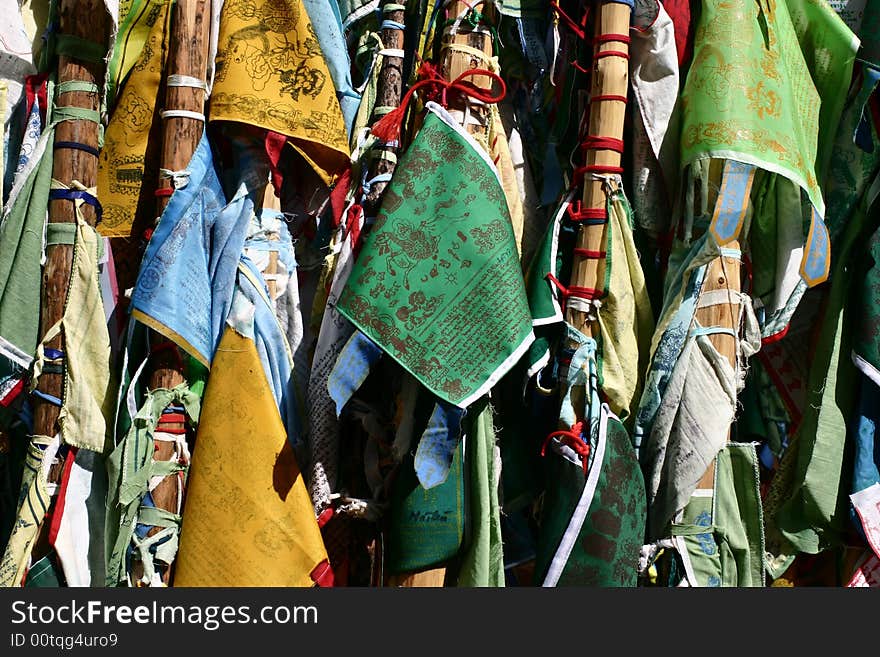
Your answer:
[209,0,350,186]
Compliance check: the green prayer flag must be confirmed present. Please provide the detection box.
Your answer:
[0,131,53,409]
[682,0,858,214]
[456,400,505,587]
[337,102,534,408]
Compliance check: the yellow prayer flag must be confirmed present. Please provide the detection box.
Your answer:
[174,326,329,587]
[209,0,350,186]
[97,0,170,238]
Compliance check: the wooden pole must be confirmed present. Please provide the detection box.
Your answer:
[694,160,739,490]
[383,0,497,590]
[363,0,406,218]
[134,0,211,587]
[29,0,108,565]
[440,0,496,142]
[261,183,281,301]
[565,2,630,340]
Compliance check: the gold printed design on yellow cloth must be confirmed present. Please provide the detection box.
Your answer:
[97,0,171,238]
[210,0,349,186]
[0,435,58,587]
[174,327,329,587]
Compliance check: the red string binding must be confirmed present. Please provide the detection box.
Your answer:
[590,94,628,104]
[371,61,507,144]
[570,59,590,75]
[567,200,607,222]
[541,421,590,474]
[573,164,624,185]
[594,33,631,44]
[594,50,630,60]
[581,136,625,153]
[546,273,601,304]
[573,248,606,259]
[157,412,187,425]
[550,0,589,40]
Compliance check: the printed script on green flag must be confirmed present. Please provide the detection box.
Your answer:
[337,102,534,408]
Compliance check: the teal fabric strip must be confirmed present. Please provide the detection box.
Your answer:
[54,34,107,64]
[46,223,77,246]
[52,106,101,125]
[55,80,101,95]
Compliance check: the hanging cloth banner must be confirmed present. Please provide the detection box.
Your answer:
[31,181,114,454]
[0,0,36,129]
[0,434,60,587]
[104,0,168,106]
[768,171,880,555]
[232,258,303,442]
[455,399,505,587]
[664,443,765,587]
[97,0,171,238]
[385,439,466,575]
[681,0,859,289]
[524,182,653,425]
[105,383,200,586]
[300,0,361,135]
[129,132,253,367]
[305,204,363,516]
[47,446,107,587]
[209,0,350,187]
[337,102,534,409]
[534,325,646,587]
[174,324,331,587]
[0,86,51,411]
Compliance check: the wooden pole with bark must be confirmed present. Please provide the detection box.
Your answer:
[363,0,406,218]
[29,0,108,566]
[383,0,498,589]
[440,0,496,143]
[134,0,211,587]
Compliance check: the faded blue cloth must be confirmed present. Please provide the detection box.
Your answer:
[414,401,466,489]
[328,329,384,417]
[130,132,252,366]
[850,373,880,540]
[244,209,296,276]
[303,0,360,135]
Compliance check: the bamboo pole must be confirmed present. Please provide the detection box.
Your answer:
[29,0,108,565]
[565,2,630,339]
[134,0,211,587]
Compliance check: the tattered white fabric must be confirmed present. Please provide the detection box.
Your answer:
[630,0,680,238]
[50,448,107,587]
[642,287,761,538]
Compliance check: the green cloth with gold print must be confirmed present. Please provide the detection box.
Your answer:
[682,0,858,213]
